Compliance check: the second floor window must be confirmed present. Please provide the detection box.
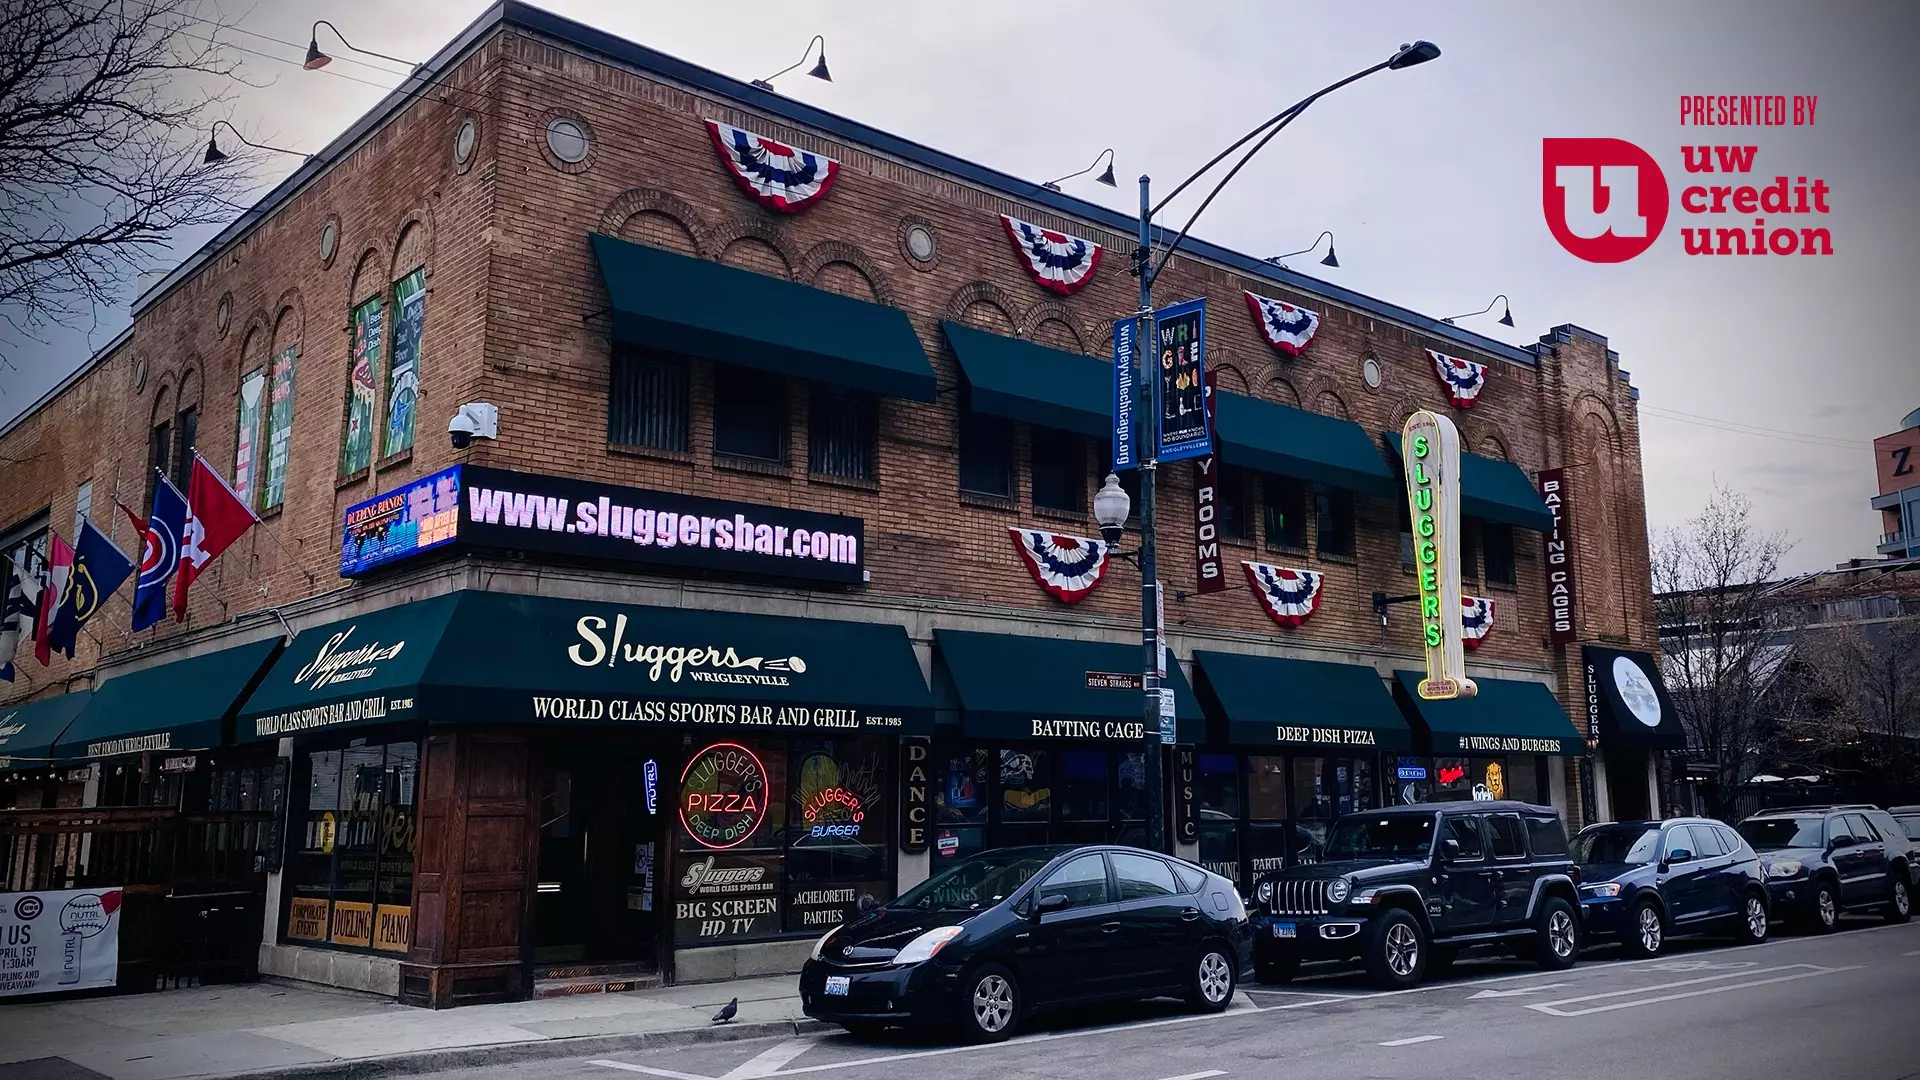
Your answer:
[608,349,689,452]
[1485,524,1516,587]
[147,420,172,510]
[1462,520,1482,582]
[1030,428,1085,514]
[713,364,785,463]
[808,387,876,481]
[1399,503,1416,571]
[173,406,198,491]
[1313,485,1355,558]
[1264,475,1308,552]
[958,413,1011,499]
[1216,464,1249,542]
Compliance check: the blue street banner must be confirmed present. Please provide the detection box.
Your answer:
[46,519,133,655]
[1111,317,1137,471]
[132,475,187,632]
[1155,298,1211,462]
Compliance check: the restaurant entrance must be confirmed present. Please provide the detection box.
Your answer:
[535,739,670,970]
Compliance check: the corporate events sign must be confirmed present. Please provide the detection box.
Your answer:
[340,465,864,585]
[0,888,121,996]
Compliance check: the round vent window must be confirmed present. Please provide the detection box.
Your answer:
[318,219,338,265]
[906,224,936,262]
[546,117,589,164]
[215,293,232,337]
[1361,356,1383,390]
[453,119,478,166]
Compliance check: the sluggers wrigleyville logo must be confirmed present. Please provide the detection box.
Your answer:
[1543,95,1832,262]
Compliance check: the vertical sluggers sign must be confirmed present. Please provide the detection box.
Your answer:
[1155,299,1211,463]
[1538,468,1580,645]
[0,888,122,996]
[1402,411,1476,700]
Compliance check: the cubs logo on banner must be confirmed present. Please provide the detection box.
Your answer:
[1008,528,1110,603]
[1242,561,1323,627]
[704,119,841,214]
[1461,595,1494,649]
[1428,349,1488,409]
[1000,215,1102,296]
[1243,292,1321,357]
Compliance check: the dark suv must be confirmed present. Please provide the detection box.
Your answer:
[1248,801,1580,989]
[1735,805,1914,932]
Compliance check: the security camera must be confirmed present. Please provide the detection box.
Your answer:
[448,402,498,449]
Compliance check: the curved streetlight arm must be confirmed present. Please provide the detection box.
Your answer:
[756,34,827,86]
[1268,230,1336,263]
[312,19,417,68]
[208,120,306,159]
[1442,294,1510,322]
[1148,61,1406,283]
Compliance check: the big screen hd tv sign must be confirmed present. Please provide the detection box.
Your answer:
[340,465,864,585]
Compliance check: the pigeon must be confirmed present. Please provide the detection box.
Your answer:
[712,997,738,1024]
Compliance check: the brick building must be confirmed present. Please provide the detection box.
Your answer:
[0,3,1671,1004]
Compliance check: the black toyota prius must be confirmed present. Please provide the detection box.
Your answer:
[799,844,1251,1042]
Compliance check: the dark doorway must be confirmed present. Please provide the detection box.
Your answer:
[1605,751,1653,822]
[535,741,669,968]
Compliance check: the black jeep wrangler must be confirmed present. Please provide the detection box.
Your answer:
[1249,801,1581,989]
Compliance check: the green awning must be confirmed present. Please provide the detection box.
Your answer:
[940,320,1109,437]
[0,692,92,770]
[934,629,1203,742]
[56,638,283,760]
[1216,393,1398,497]
[238,591,933,740]
[1393,671,1581,756]
[1382,432,1554,532]
[590,233,936,402]
[1193,651,1411,751]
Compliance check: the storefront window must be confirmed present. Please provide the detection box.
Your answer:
[787,738,891,933]
[1057,750,1108,821]
[676,740,786,947]
[933,746,989,862]
[283,741,418,954]
[1433,757,1472,801]
[999,749,1051,824]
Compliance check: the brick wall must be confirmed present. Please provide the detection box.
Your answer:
[0,22,1656,739]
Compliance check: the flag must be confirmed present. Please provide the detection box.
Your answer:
[43,520,134,658]
[0,553,41,681]
[131,476,187,632]
[33,532,74,665]
[174,454,256,621]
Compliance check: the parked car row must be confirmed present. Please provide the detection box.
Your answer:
[796,801,1918,1043]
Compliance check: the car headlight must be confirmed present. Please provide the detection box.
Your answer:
[1326,877,1352,904]
[811,926,840,961]
[1255,880,1274,904]
[1579,882,1623,898]
[1767,859,1806,879]
[893,926,963,965]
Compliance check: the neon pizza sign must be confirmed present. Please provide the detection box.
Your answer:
[680,742,768,850]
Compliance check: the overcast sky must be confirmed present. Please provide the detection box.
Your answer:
[5,0,1916,574]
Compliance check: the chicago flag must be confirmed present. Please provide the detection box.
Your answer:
[33,532,74,665]
[173,454,257,621]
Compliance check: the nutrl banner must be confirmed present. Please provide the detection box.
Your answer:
[1155,298,1211,463]
[0,887,121,996]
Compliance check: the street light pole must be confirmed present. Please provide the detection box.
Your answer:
[1121,40,1441,856]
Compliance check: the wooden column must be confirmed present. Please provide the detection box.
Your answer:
[402,729,539,1007]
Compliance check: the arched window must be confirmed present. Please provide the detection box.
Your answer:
[262,307,302,511]
[340,250,385,477]
[384,224,429,457]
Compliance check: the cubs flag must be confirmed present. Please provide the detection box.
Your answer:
[130,476,187,631]
[0,554,41,681]
[33,532,73,665]
[173,454,257,621]
[43,520,134,659]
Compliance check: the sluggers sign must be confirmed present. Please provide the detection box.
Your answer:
[1402,411,1476,700]
[0,888,121,996]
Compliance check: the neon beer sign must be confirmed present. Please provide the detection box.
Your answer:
[1402,410,1477,701]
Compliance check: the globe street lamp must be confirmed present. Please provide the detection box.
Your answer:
[1121,41,1440,854]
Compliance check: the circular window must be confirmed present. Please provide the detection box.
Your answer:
[131,357,148,393]
[1361,356,1383,390]
[546,117,589,164]
[453,119,478,166]
[905,224,936,262]
[318,218,338,265]
[215,292,232,337]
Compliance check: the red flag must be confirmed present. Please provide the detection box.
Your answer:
[173,454,257,621]
[33,532,73,665]
[114,497,146,535]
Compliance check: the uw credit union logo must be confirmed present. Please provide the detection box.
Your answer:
[1541,138,1670,262]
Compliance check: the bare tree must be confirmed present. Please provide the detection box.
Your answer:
[1652,483,1798,817]
[0,0,255,352]
[1798,617,1920,799]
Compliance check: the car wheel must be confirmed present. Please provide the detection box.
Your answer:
[1622,898,1664,958]
[1886,875,1912,925]
[1799,880,1840,934]
[1533,896,1580,970]
[1425,945,1459,978]
[960,964,1020,1043]
[1363,909,1426,990]
[838,1022,888,1041]
[1736,892,1768,944]
[1186,944,1237,1012]
[1254,952,1298,985]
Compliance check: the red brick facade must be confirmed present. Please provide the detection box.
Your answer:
[0,19,1656,824]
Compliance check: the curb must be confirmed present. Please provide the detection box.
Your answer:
[235,1017,835,1080]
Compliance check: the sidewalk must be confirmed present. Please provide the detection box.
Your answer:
[0,976,819,1080]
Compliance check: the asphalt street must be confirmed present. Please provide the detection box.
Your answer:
[419,916,1920,1080]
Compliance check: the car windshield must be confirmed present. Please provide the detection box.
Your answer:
[1737,816,1824,850]
[890,850,1057,911]
[1572,824,1663,865]
[1897,816,1920,842]
[1323,815,1435,859]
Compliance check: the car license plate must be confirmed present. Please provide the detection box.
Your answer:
[824,976,851,996]
[1271,922,1297,939]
